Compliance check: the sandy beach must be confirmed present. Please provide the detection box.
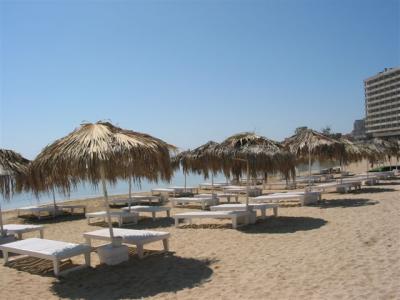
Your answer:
[0,165,399,300]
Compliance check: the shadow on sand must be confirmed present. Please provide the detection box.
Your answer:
[16,213,85,225]
[355,187,395,194]
[239,216,327,234]
[311,198,378,209]
[52,253,215,300]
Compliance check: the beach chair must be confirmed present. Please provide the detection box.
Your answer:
[83,228,170,259]
[252,191,321,206]
[122,205,171,220]
[174,211,252,229]
[0,238,92,277]
[2,224,44,240]
[210,203,278,219]
[170,196,217,210]
[17,206,57,219]
[86,211,139,227]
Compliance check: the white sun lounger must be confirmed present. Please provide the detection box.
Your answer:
[223,186,262,196]
[17,206,57,219]
[56,205,86,214]
[263,181,297,190]
[210,203,278,219]
[83,228,170,258]
[122,205,171,220]
[174,211,251,229]
[2,224,44,239]
[0,238,92,277]
[252,191,321,206]
[313,181,362,193]
[170,197,217,210]
[110,195,162,206]
[199,182,229,189]
[86,211,139,227]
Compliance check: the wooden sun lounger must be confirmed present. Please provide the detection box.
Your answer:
[174,211,251,229]
[210,203,278,219]
[2,224,44,239]
[0,238,92,277]
[83,228,170,258]
[86,211,139,227]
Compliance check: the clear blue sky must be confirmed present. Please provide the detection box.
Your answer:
[1,0,399,159]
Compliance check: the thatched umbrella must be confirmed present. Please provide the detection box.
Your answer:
[30,121,175,245]
[355,138,399,175]
[0,149,30,236]
[283,128,343,187]
[214,133,296,206]
[172,141,223,194]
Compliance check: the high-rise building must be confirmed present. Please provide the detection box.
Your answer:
[351,119,366,140]
[364,67,400,139]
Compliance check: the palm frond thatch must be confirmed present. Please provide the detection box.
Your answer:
[215,132,296,179]
[336,137,365,165]
[30,121,176,193]
[172,141,222,178]
[355,138,399,162]
[0,149,30,200]
[283,128,343,161]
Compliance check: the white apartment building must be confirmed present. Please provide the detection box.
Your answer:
[364,67,400,138]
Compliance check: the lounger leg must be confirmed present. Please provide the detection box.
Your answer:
[118,216,122,227]
[85,237,92,246]
[137,245,144,258]
[87,217,90,225]
[232,217,237,229]
[152,212,156,221]
[17,233,22,240]
[39,229,44,238]
[175,218,179,227]
[261,209,266,219]
[3,251,8,264]
[166,210,170,218]
[273,207,278,217]
[53,259,60,277]
[227,196,231,203]
[162,239,169,251]
[202,201,205,210]
[84,252,91,267]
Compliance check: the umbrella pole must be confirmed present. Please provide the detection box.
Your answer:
[128,177,132,209]
[100,166,116,246]
[211,173,214,198]
[246,160,249,209]
[308,149,312,191]
[0,203,4,237]
[52,187,57,218]
[184,171,187,192]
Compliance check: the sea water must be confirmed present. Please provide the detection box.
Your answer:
[1,170,227,210]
